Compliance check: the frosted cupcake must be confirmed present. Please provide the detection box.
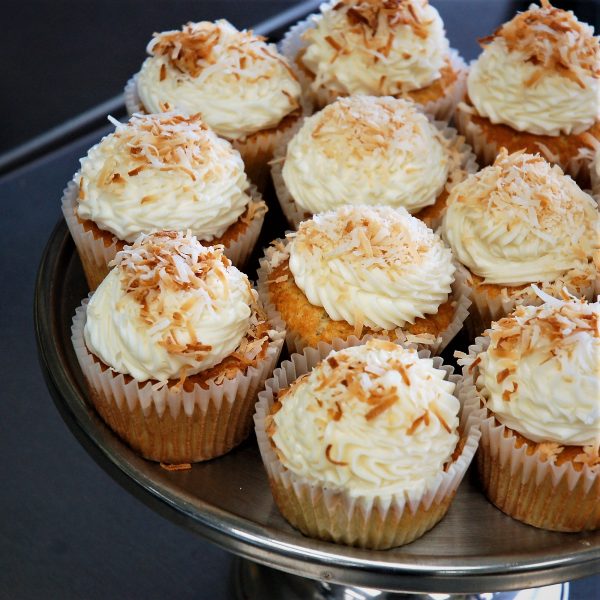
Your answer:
[62,112,266,290]
[258,205,471,355]
[255,339,483,548]
[125,20,304,188]
[441,149,599,335]
[71,231,284,464]
[272,96,477,229]
[455,0,600,184]
[281,0,466,121]
[459,294,599,531]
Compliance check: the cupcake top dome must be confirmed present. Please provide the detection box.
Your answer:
[76,113,252,243]
[477,293,600,448]
[301,0,450,96]
[84,231,260,382]
[467,0,600,136]
[282,96,451,213]
[288,205,456,330]
[442,149,599,286]
[136,20,302,139]
[267,340,460,497]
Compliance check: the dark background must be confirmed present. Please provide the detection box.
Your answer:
[1,1,599,599]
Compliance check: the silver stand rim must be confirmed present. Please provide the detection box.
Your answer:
[232,557,570,600]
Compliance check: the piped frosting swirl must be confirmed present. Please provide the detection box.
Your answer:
[300,0,450,96]
[84,231,260,382]
[467,1,600,136]
[136,20,302,139]
[76,113,252,243]
[288,205,456,330]
[441,149,599,286]
[268,340,460,498]
[477,293,600,448]
[282,96,450,214]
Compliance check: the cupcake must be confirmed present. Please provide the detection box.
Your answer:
[459,293,600,531]
[125,20,305,188]
[258,205,471,355]
[455,0,600,184]
[272,96,477,229]
[62,112,266,290]
[441,149,600,336]
[280,0,467,121]
[71,231,284,463]
[254,339,483,548]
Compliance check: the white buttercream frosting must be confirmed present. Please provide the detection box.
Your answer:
[84,232,255,382]
[442,150,600,286]
[281,96,449,214]
[288,205,456,329]
[136,20,301,140]
[300,0,450,96]
[467,2,600,136]
[477,295,600,447]
[76,113,251,243]
[269,340,460,498]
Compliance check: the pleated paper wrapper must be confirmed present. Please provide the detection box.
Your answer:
[256,240,473,356]
[459,337,600,532]
[62,178,267,291]
[254,344,484,549]
[455,99,599,185]
[72,299,285,463]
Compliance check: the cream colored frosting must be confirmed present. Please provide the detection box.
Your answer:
[270,340,460,498]
[136,20,301,140]
[76,113,251,243]
[442,150,600,286]
[281,96,449,214]
[478,295,600,447]
[84,232,255,382]
[467,3,600,136]
[301,0,450,96]
[288,205,455,329]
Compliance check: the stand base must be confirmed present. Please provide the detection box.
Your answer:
[232,558,570,600]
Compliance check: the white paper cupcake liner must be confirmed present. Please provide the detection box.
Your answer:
[279,14,467,122]
[455,100,599,184]
[72,298,285,463]
[271,117,478,230]
[124,74,313,193]
[459,338,600,532]
[465,272,598,340]
[61,177,267,290]
[256,240,472,356]
[254,344,484,548]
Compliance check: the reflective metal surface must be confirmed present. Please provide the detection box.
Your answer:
[35,221,600,594]
[232,558,570,600]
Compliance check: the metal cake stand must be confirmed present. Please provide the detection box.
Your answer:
[35,220,599,599]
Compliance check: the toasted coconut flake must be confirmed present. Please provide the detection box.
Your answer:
[482,1,600,86]
[160,462,192,471]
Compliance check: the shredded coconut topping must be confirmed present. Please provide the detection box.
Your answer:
[473,293,600,448]
[111,231,235,358]
[331,0,434,41]
[102,112,221,182]
[443,148,599,286]
[309,95,436,157]
[293,205,434,270]
[481,0,600,87]
[149,20,298,84]
[266,340,460,497]
[484,293,599,368]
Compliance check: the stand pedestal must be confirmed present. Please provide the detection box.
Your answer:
[232,558,570,600]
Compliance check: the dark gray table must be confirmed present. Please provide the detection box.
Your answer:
[1,1,599,598]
